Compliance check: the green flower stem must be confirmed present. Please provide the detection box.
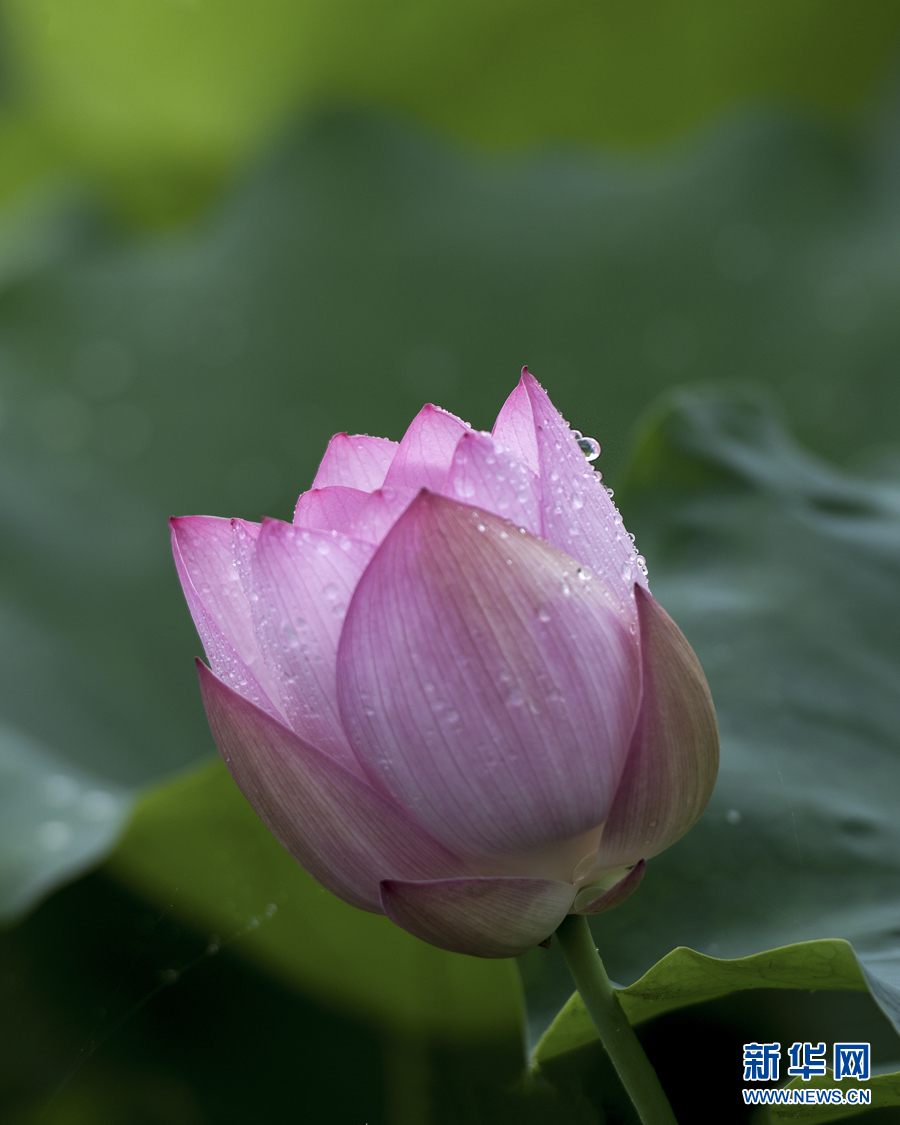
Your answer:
[555,913,678,1125]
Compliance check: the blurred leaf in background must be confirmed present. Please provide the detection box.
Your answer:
[3,0,900,1121]
[2,0,900,222]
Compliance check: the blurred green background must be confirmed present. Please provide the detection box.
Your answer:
[4,2,900,1122]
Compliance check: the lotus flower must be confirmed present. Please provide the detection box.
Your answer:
[171,370,718,958]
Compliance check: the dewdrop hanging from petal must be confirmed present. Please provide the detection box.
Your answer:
[171,368,719,958]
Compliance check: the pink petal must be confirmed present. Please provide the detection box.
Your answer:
[347,486,416,545]
[575,859,646,915]
[519,370,648,611]
[380,876,575,957]
[382,404,469,492]
[170,516,282,719]
[337,493,641,865]
[312,433,399,491]
[442,430,541,536]
[230,515,261,602]
[592,586,719,871]
[293,486,369,533]
[250,518,376,768]
[491,371,539,474]
[199,662,469,912]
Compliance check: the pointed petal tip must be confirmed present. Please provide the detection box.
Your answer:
[313,432,399,492]
[169,513,213,537]
[520,366,541,389]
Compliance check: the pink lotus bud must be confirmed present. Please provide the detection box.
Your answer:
[171,371,718,958]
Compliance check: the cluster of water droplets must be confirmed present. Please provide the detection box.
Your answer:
[573,429,649,580]
[423,679,461,729]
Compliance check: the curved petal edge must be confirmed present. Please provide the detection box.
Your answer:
[575,859,646,915]
[380,875,576,958]
[592,586,719,871]
[197,660,469,913]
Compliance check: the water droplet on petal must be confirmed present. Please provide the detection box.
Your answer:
[577,436,601,461]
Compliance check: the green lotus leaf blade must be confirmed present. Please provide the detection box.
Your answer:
[106,760,523,1040]
[532,939,872,1067]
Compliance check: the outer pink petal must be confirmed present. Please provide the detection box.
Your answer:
[442,430,541,536]
[519,369,648,612]
[380,876,575,957]
[346,486,416,545]
[312,433,399,491]
[491,374,539,474]
[199,662,469,912]
[250,519,375,768]
[592,586,719,871]
[337,492,641,865]
[170,516,282,719]
[293,486,369,532]
[382,404,469,492]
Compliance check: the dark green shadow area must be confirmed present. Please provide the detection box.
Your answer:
[0,869,543,1125]
[0,870,382,1124]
